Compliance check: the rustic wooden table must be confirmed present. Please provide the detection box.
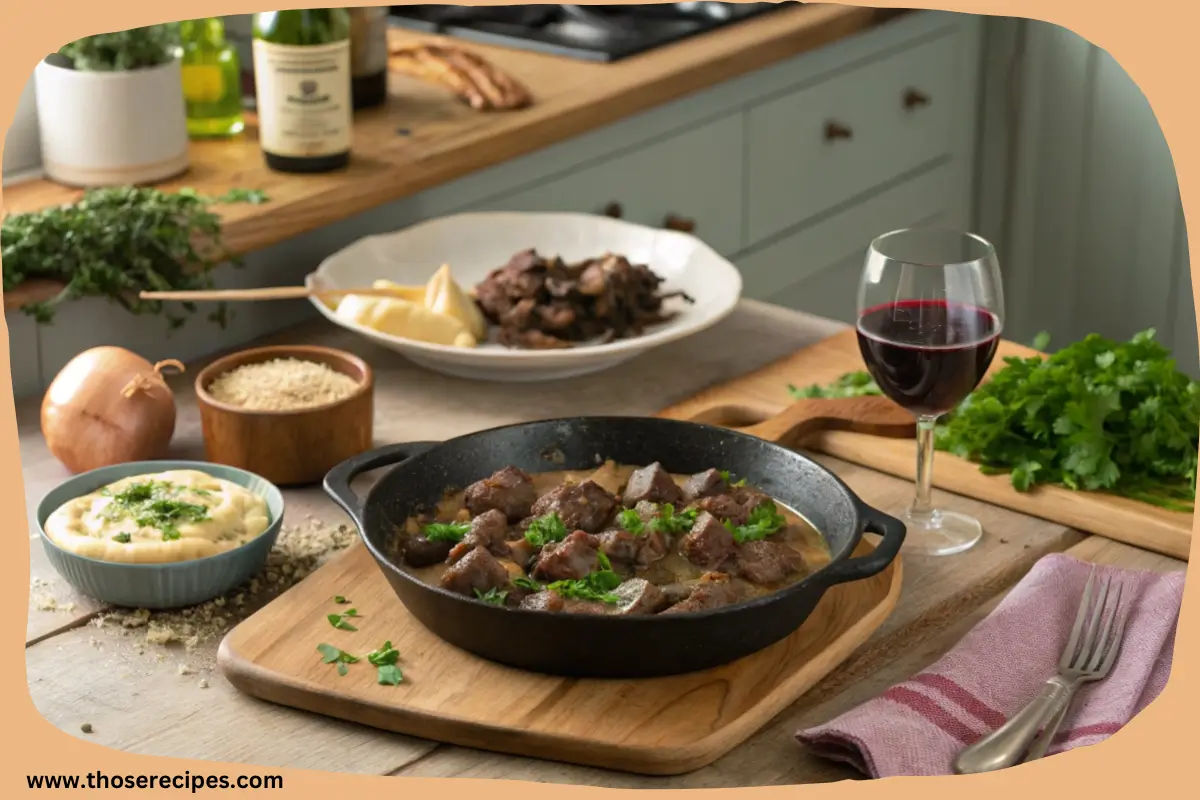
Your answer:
[21,300,1185,786]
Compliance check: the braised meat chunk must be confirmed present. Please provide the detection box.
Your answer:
[519,590,609,615]
[680,511,736,570]
[682,468,730,503]
[439,546,511,597]
[464,466,537,521]
[530,480,617,533]
[598,529,640,565]
[448,508,510,563]
[531,530,602,582]
[662,572,740,614]
[622,462,683,507]
[695,494,750,526]
[403,535,455,568]
[611,579,668,615]
[736,540,803,585]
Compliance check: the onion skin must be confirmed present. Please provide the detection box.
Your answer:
[41,347,182,474]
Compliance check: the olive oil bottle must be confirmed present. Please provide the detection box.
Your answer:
[180,18,245,138]
[251,9,352,173]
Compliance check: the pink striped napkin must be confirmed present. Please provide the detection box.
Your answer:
[796,554,1184,777]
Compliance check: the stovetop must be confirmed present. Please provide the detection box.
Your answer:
[387,4,793,62]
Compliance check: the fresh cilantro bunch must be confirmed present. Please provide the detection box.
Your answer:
[935,329,1199,511]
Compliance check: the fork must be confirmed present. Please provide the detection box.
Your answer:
[952,571,1129,774]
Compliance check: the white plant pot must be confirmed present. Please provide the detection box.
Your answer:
[34,56,189,187]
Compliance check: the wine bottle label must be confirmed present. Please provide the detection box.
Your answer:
[253,39,351,158]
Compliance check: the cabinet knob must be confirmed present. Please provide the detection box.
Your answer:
[663,214,696,233]
[824,121,853,141]
[603,202,623,219]
[903,88,931,110]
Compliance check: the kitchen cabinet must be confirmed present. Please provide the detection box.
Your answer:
[745,30,961,244]
[468,114,746,257]
[739,165,963,324]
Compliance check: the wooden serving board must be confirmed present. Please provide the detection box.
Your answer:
[218,541,901,776]
[659,329,1193,561]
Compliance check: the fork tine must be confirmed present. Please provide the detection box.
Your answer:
[1094,598,1131,679]
[1061,571,1096,670]
[1086,582,1123,672]
[1075,576,1111,669]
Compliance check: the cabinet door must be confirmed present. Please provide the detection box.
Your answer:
[746,30,962,244]
[468,114,745,257]
[738,165,961,324]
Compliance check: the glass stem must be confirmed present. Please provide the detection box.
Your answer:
[910,415,939,522]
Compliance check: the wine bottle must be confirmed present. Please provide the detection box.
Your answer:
[251,9,352,173]
[180,18,245,138]
[348,8,389,110]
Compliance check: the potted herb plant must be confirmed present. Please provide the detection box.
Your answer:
[34,24,189,186]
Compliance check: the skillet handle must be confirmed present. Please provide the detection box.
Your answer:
[323,442,439,524]
[816,505,906,587]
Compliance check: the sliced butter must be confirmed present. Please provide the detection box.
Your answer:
[371,279,427,302]
[336,294,477,348]
[424,264,487,340]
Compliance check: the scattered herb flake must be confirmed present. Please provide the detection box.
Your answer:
[111,532,132,544]
[326,613,358,632]
[376,664,404,686]
[616,508,644,535]
[724,500,787,544]
[474,587,509,606]
[333,595,349,604]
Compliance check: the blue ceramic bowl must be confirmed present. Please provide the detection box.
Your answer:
[35,460,285,609]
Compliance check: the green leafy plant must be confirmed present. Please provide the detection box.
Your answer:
[58,24,180,72]
[2,186,268,329]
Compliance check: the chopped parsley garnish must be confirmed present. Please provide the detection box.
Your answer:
[100,480,210,541]
[327,613,358,632]
[317,640,404,686]
[616,508,645,535]
[512,576,542,591]
[474,587,509,606]
[111,532,131,544]
[367,640,404,685]
[524,513,569,548]
[718,470,747,488]
[723,500,787,544]
[422,521,470,542]
[317,643,358,666]
[649,504,698,536]
[788,371,882,399]
[547,560,624,605]
[333,595,350,604]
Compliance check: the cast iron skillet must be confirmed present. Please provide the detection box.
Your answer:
[324,416,905,679]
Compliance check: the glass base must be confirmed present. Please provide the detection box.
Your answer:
[901,509,983,556]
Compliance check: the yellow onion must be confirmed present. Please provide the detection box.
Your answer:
[41,347,184,473]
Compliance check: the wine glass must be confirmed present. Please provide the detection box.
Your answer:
[856,229,1004,556]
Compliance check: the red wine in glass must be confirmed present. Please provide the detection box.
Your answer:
[855,228,1005,557]
[856,299,1001,417]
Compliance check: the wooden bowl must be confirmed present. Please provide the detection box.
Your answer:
[194,345,374,487]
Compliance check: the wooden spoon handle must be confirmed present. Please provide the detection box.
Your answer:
[138,287,403,302]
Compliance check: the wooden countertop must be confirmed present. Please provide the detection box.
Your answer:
[1,3,894,312]
[21,300,1185,782]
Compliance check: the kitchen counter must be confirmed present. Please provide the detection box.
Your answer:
[1,3,898,312]
[20,300,1184,783]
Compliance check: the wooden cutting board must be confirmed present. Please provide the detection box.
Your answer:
[659,329,1193,561]
[218,541,901,776]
